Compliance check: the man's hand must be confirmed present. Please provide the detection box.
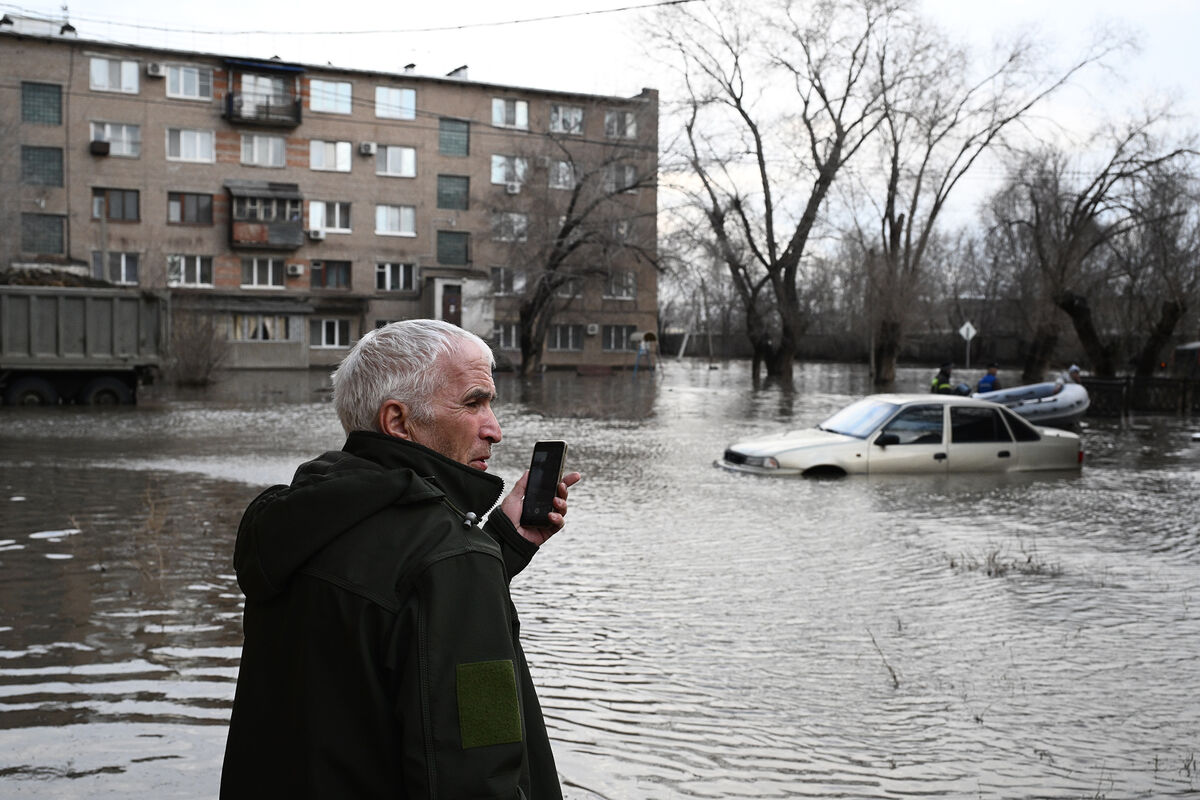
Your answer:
[500,470,583,546]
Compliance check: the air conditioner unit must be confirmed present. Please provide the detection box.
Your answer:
[286,263,305,277]
[146,62,165,77]
[359,141,377,156]
[505,182,521,195]
[307,229,326,241]
[88,140,110,156]
[585,323,600,336]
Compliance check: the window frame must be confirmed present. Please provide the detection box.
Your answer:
[240,256,286,289]
[376,145,416,178]
[309,79,353,114]
[547,324,585,352]
[436,175,470,210]
[91,121,141,158]
[20,213,65,255]
[491,98,529,129]
[491,212,529,243]
[604,109,637,139]
[602,324,638,352]
[21,82,62,124]
[493,322,520,350]
[308,200,352,233]
[20,146,63,187]
[310,318,352,348]
[548,159,577,190]
[550,104,585,135]
[90,57,138,94]
[91,251,140,285]
[166,254,214,287]
[604,269,637,300]
[91,187,140,222]
[166,127,215,163]
[437,231,470,265]
[309,139,353,172]
[240,133,286,168]
[167,192,214,225]
[375,86,416,120]
[229,313,297,341]
[166,65,213,100]
[376,262,416,292]
[310,260,352,290]
[491,266,527,296]
[439,118,470,156]
[490,155,528,186]
[375,204,416,237]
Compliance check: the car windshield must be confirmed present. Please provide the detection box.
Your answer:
[818,398,899,439]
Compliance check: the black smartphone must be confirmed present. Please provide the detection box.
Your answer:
[520,440,569,528]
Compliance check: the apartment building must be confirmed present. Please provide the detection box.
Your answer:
[0,18,658,373]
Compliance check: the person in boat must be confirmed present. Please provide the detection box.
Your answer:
[1052,364,1083,394]
[220,319,581,799]
[931,362,955,394]
[976,362,1001,394]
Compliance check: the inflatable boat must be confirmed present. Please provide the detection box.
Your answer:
[974,381,1090,429]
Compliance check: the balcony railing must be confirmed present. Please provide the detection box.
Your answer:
[223,92,302,127]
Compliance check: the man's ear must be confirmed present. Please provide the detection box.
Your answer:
[378,399,414,440]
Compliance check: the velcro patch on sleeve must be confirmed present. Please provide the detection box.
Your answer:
[456,659,523,749]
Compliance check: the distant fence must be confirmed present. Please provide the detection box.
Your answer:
[1084,377,1200,417]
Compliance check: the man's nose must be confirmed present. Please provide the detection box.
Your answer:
[481,408,502,443]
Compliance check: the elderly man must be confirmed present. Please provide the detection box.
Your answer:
[221,319,580,799]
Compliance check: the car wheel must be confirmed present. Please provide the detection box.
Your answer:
[81,377,134,405]
[5,377,60,406]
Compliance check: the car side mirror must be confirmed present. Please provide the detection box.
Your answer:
[876,433,899,447]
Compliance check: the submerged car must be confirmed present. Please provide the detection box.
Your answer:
[718,394,1083,477]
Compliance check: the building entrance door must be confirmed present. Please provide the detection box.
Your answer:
[442,284,461,326]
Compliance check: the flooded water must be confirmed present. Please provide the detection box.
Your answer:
[1,360,1198,798]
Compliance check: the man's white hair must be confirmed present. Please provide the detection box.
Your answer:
[331,319,494,435]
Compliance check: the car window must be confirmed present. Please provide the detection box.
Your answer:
[880,405,943,444]
[950,406,1013,443]
[1000,407,1041,441]
[820,398,898,438]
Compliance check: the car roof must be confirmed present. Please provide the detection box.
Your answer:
[863,393,999,408]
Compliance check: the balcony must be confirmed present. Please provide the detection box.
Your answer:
[227,181,305,250]
[223,92,302,128]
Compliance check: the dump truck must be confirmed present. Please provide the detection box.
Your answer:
[0,284,165,405]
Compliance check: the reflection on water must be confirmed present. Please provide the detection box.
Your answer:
[1,360,1198,798]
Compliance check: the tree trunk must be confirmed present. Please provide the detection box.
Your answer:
[1132,300,1184,378]
[871,319,902,387]
[1055,291,1117,377]
[1021,322,1059,383]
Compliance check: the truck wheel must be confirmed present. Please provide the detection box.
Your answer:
[5,377,60,406]
[81,377,134,405]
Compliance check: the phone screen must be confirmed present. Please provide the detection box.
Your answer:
[520,440,568,527]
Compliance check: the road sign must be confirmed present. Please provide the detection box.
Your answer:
[959,321,977,369]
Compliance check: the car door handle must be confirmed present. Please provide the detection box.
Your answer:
[998,450,1011,458]
[934,453,947,461]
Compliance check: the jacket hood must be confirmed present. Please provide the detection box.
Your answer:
[233,431,505,601]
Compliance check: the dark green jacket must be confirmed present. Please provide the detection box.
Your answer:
[220,431,561,799]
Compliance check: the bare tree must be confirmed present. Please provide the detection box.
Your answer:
[851,12,1120,386]
[992,126,1193,378]
[657,0,892,387]
[489,109,657,376]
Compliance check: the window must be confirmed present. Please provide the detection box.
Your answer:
[168,192,213,224]
[548,160,576,190]
[605,163,638,194]
[310,140,352,172]
[91,251,139,285]
[492,212,528,242]
[90,57,138,93]
[548,324,584,351]
[605,109,637,139]
[490,155,528,185]
[437,175,469,210]
[21,82,61,124]
[166,128,215,162]
[605,269,636,299]
[242,74,288,110]
[310,79,352,114]
[556,275,583,299]
[241,134,286,167]
[549,104,584,134]
[375,204,416,236]
[493,323,519,350]
[91,122,141,157]
[167,65,213,100]
[439,118,469,156]
[880,405,944,445]
[21,147,62,186]
[229,313,297,341]
[92,188,140,221]
[308,201,351,232]
[602,324,637,352]
[21,214,65,254]
[232,196,302,222]
[491,266,526,296]
[311,260,351,289]
[376,262,416,292]
[376,86,416,119]
[491,98,528,129]
[377,145,416,177]
[613,219,633,242]
[241,257,285,288]
[310,319,352,348]
[167,254,213,287]
[950,407,1013,444]
[437,231,470,265]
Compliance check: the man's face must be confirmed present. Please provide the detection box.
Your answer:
[406,342,501,470]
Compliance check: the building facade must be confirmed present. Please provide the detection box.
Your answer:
[1,20,658,373]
